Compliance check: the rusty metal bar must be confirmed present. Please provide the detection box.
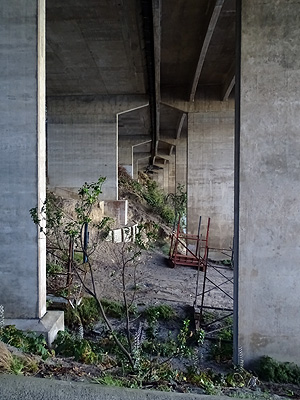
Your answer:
[169,216,210,269]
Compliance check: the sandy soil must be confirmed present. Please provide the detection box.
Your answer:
[91,244,233,321]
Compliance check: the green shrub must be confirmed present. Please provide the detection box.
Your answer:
[142,337,177,357]
[46,262,64,277]
[100,298,125,318]
[94,374,125,387]
[64,299,98,329]
[257,356,300,384]
[209,317,233,363]
[160,206,175,224]
[0,325,51,360]
[53,330,101,364]
[65,297,129,330]
[144,304,175,323]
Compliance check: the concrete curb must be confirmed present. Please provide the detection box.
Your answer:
[0,374,239,400]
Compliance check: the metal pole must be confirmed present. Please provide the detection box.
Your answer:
[67,238,74,287]
[83,223,89,263]
[195,216,202,257]
[199,248,209,326]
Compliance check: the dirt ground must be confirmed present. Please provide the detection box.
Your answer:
[92,244,233,321]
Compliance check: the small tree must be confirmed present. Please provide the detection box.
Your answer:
[30,177,156,370]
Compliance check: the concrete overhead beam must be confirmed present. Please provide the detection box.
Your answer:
[189,0,225,102]
[157,138,177,146]
[162,97,234,113]
[222,62,235,101]
[119,135,151,143]
[156,140,176,156]
[155,154,171,162]
[152,0,162,144]
[47,95,148,115]
[141,0,160,162]
[176,113,187,139]
[133,151,152,159]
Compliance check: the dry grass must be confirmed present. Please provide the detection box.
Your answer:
[0,340,13,372]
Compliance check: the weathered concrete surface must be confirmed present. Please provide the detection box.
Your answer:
[187,100,234,251]
[0,0,46,319]
[46,1,147,97]
[0,375,240,400]
[175,136,188,190]
[6,311,64,346]
[119,136,152,178]
[239,0,300,366]
[104,200,128,226]
[47,95,147,200]
[168,154,176,194]
[118,105,151,176]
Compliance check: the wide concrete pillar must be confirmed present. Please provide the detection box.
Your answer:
[167,154,176,194]
[132,153,151,179]
[175,136,187,189]
[238,0,300,366]
[187,101,234,251]
[47,95,147,200]
[119,136,151,178]
[0,0,63,341]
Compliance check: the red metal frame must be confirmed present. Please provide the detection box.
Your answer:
[168,216,210,269]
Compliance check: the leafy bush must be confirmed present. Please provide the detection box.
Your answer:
[100,298,125,319]
[118,167,185,225]
[53,330,101,364]
[46,262,63,278]
[64,297,100,329]
[144,304,175,323]
[0,325,51,360]
[65,297,133,330]
[160,206,175,224]
[210,317,233,363]
[257,356,300,384]
[142,337,177,357]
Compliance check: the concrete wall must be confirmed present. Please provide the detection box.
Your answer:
[239,0,300,366]
[0,0,46,318]
[119,136,151,178]
[175,136,187,189]
[47,95,147,200]
[187,101,234,250]
[168,154,176,194]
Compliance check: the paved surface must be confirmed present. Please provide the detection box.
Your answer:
[0,374,242,400]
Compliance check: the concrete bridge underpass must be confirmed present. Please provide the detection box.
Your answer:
[1,0,300,371]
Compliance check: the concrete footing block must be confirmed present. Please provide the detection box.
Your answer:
[104,200,128,225]
[5,310,64,346]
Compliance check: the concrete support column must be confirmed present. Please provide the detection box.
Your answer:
[119,136,151,178]
[175,136,187,189]
[239,0,300,365]
[47,95,147,200]
[187,102,234,251]
[0,0,46,319]
[133,153,151,179]
[163,164,169,194]
[168,154,176,194]
[0,0,63,341]
[152,167,164,189]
